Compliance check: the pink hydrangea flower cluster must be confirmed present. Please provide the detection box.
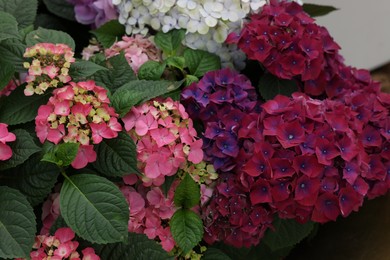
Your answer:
[35,80,122,169]
[0,123,16,161]
[0,80,18,97]
[120,179,178,252]
[67,0,118,28]
[23,43,75,96]
[21,227,100,260]
[105,35,161,73]
[122,97,203,185]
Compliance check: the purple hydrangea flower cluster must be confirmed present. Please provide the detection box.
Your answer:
[67,0,118,28]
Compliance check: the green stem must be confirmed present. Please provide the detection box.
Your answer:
[59,166,70,181]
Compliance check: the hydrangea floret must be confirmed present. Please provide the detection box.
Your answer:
[41,191,61,235]
[19,227,100,260]
[122,97,203,185]
[0,123,16,161]
[23,43,75,96]
[35,80,122,169]
[67,0,118,28]
[105,35,161,73]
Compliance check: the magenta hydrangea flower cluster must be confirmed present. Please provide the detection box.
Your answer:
[18,227,100,260]
[35,80,122,169]
[181,68,260,172]
[0,123,16,161]
[228,1,341,82]
[105,35,161,74]
[67,0,118,28]
[23,43,75,96]
[122,97,203,186]
[182,64,390,247]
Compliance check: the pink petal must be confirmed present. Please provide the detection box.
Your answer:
[54,227,75,243]
[135,119,149,136]
[71,145,97,169]
[0,143,12,160]
[188,139,204,163]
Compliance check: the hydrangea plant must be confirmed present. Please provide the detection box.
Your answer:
[0,0,388,260]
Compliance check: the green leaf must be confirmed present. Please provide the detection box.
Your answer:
[60,174,129,244]
[98,233,173,260]
[184,48,221,78]
[93,52,136,91]
[257,73,298,100]
[43,0,76,21]
[185,74,198,86]
[303,3,338,17]
[26,27,75,50]
[0,85,51,125]
[69,60,108,81]
[0,0,38,29]
[0,11,19,42]
[138,60,166,80]
[154,29,185,55]
[19,25,34,41]
[112,79,182,117]
[42,142,80,167]
[263,217,314,251]
[91,20,126,48]
[166,56,185,70]
[174,173,200,208]
[170,209,203,254]
[2,153,60,206]
[93,131,139,177]
[202,248,232,260]
[211,243,251,260]
[0,38,26,71]
[0,61,14,91]
[0,129,41,171]
[0,186,36,259]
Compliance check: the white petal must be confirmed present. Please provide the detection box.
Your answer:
[205,16,217,27]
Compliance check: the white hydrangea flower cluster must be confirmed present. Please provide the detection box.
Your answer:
[112,0,302,70]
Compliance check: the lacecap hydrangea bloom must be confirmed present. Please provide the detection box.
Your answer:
[0,123,16,161]
[67,0,118,28]
[35,80,122,169]
[113,0,302,69]
[23,43,75,96]
[122,97,203,186]
[105,35,161,73]
[18,227,100,260]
